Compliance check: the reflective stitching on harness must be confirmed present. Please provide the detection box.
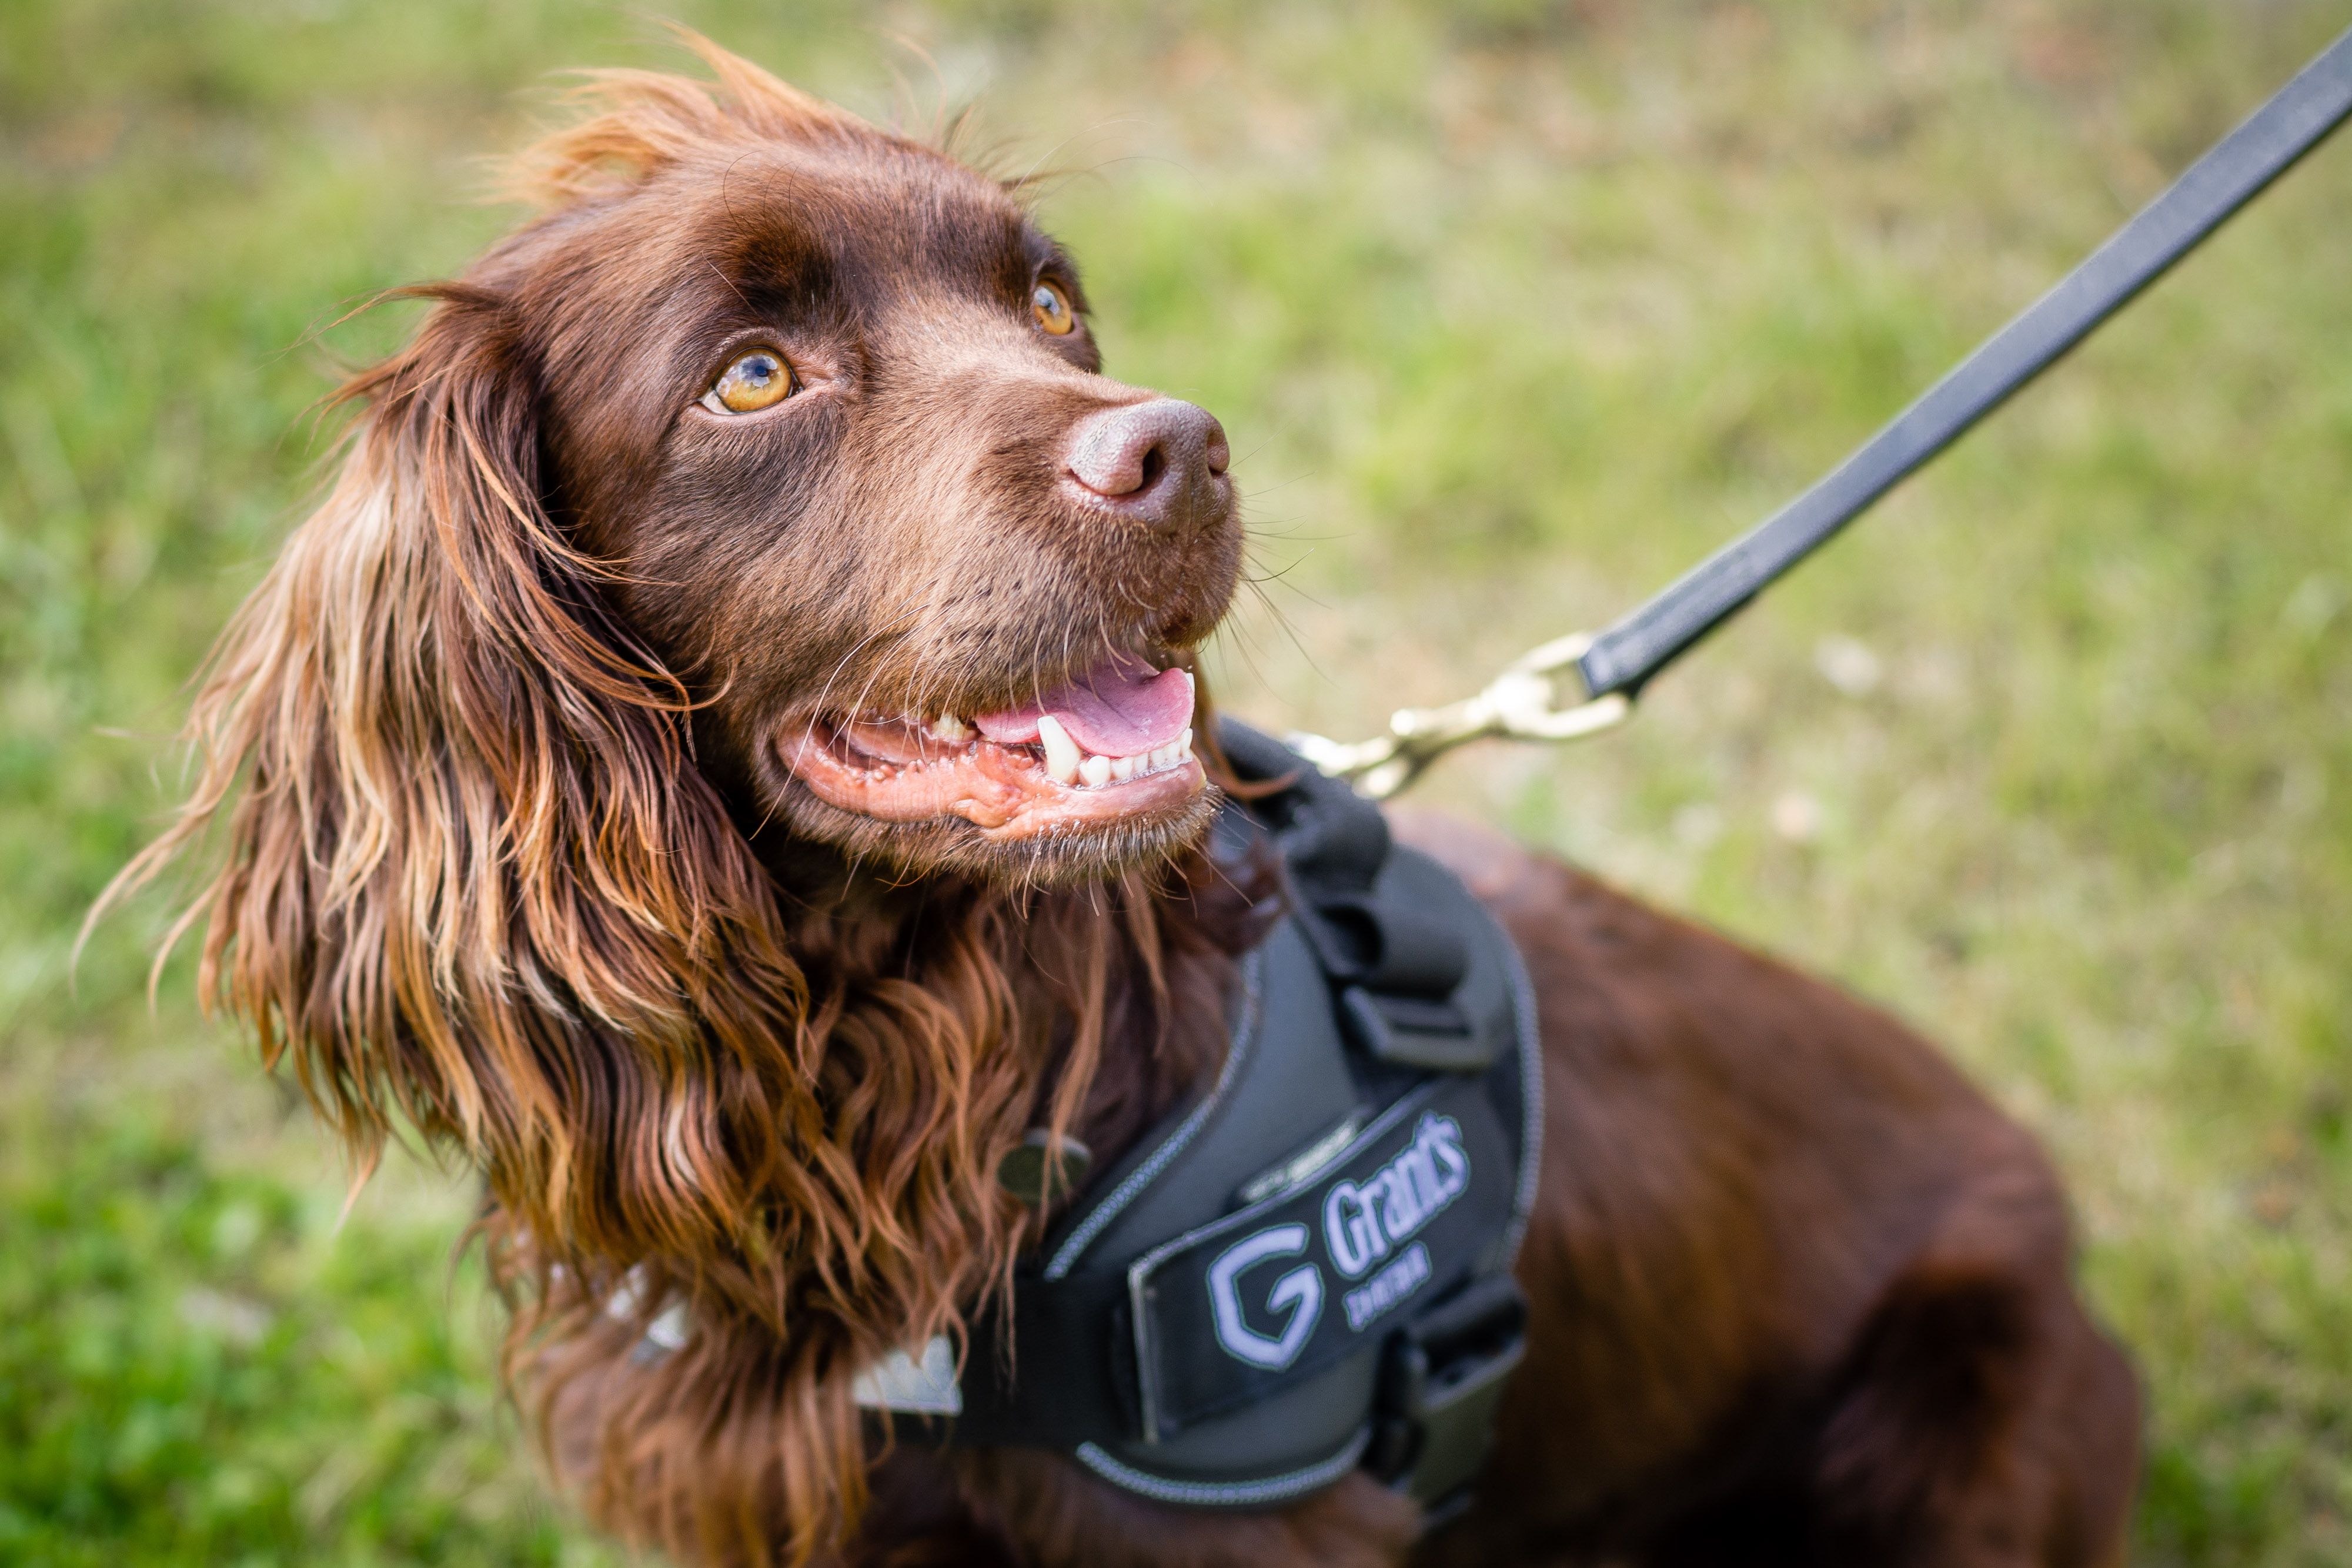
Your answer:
[1073,1426,1372,1507]
[1044,947,1266,1281]
[1498,926,1545,1265]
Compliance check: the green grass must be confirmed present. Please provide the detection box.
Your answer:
[6,1,2352,1561]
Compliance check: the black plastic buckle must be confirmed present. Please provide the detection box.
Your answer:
[1365,1273,1529,1513]
[1295,892,1496,1072]
[1339,985,1495,1072]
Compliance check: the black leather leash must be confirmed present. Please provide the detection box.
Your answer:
[1573,24,2352,702]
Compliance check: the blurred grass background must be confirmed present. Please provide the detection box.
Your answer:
[5,1,2350,1562]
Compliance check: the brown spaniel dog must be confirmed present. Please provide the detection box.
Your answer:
[113,38,2139,1568]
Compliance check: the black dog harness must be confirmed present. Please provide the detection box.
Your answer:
[858,723,1542,1512]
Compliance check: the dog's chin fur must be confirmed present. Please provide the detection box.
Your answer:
[769,781,1228,887]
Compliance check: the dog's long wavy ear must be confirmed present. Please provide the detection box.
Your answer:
[98,283,813,1264]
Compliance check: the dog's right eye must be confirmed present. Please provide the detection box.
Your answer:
[1031,281,1077,336]
[702,349,796,414]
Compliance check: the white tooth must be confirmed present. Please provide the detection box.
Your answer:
[1080,753,1111,788]
[929,714,972,743]
[1038,714,1081,784]
[1111,754,1136,782]
[1148,746,1170,771]
[1180,727,1194,760]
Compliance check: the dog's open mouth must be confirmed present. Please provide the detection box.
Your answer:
[777,652,1205,840]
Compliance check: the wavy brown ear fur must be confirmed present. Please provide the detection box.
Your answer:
[94,279,1187,1563]
[99,282,809,1239]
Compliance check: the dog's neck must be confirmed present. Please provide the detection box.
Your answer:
[744,814,1274,1194]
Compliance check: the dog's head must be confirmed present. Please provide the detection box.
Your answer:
[527,61,1240,882]
[383,44,1243,887]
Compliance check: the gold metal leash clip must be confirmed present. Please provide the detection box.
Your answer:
[1288,632,1633,801]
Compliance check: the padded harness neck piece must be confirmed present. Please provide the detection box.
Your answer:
[886,723,1542,1513]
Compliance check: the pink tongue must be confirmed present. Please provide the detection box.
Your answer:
[974,654,1194,757]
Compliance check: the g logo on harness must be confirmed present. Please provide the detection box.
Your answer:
[1207,1224,1325,1369]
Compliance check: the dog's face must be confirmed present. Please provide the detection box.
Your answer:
[491,111,1240,883]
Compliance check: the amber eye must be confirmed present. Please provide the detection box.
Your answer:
[1031,280,1076,336]
[701,349,794,414]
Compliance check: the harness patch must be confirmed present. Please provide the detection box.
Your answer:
[1130,1074,1515,1438]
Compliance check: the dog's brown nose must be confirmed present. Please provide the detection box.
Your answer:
[1064,399,1232,536]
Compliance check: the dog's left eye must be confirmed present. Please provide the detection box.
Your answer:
[1031,281,1077,336]
[701,349,796,414]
